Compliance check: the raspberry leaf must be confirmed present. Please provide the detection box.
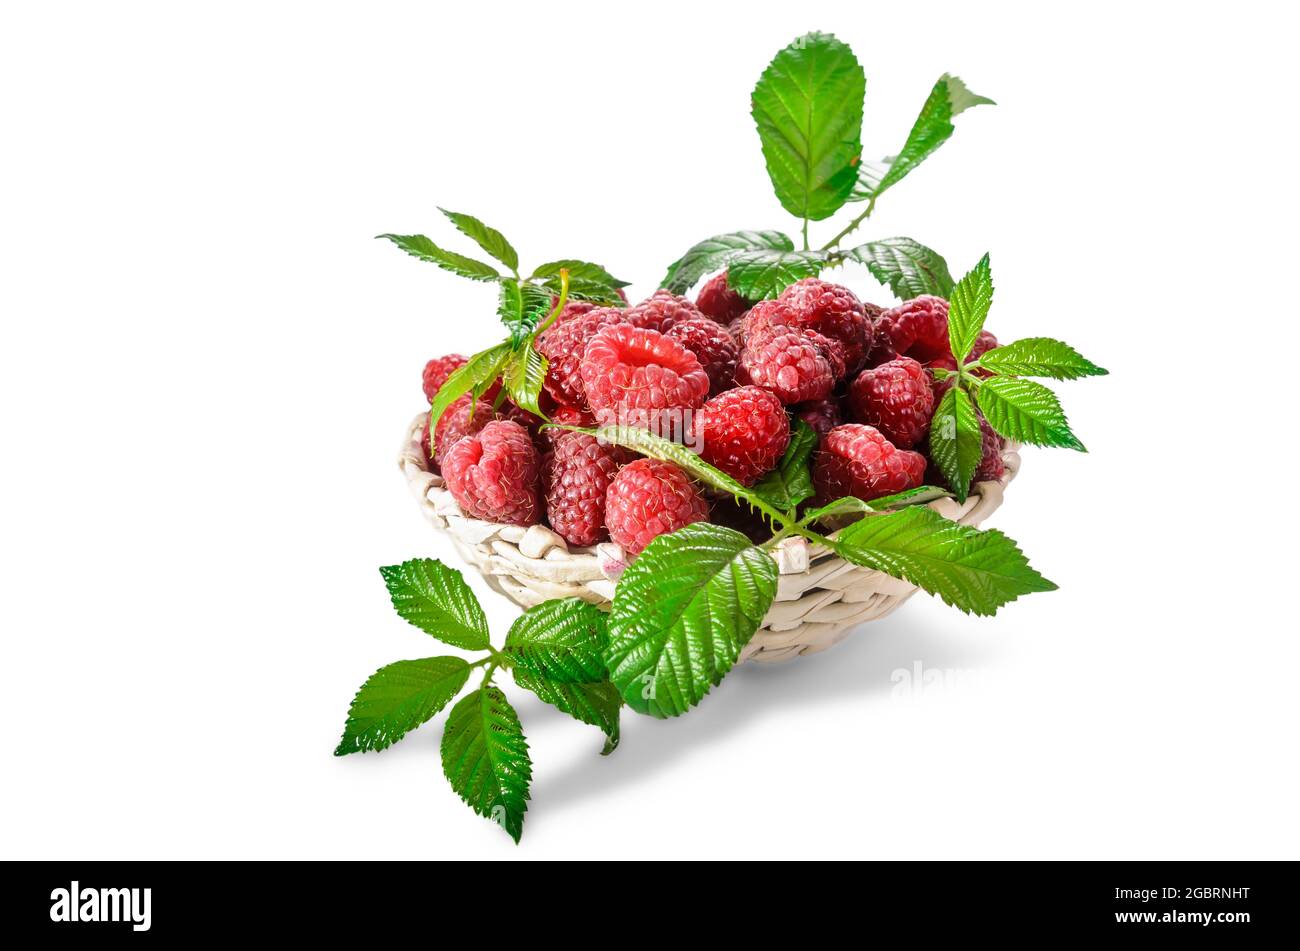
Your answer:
[532,260,628,305]
[840,237,955,299]
[504,598,608,684]
[379,558,490,650]
[502,345,548,419]
[975,376,1087,451]
[660,230,794,294]
[801,486,952,523]
[850,74,994,202]
[606,523,778,717]
[751,418,818,512]
[976,337,1109,380]
[438,208,519,274]
[831,506,1056,616]
[511,669,621,753]
[428,342,512,429]
[334,656,471,756]
[947,253,994,362]
[441,686,532,843]
[727,249,827,299]
[376,233,500,281]
[751,32,865,222]
[929,385,984,502]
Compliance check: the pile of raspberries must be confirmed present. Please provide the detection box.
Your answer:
[420,275,1005,556]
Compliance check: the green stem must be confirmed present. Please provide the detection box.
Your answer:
[820,196,876,251]
[533,269,571,336]
[801,218,809,251]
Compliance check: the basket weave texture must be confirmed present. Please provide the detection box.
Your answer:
[400,413,1020,663]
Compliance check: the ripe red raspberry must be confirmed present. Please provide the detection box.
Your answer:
[778,278,874,374]
[741,329,835,404]
[543,432,628,547]
[442,420,541,526]
[580,324,710,417]
[873,295,950,364]
[665,316,739,395]
[539,404,596,450]
[552,299,602,323]
[794,398,841,439]
[813,424,926,503]
[695,272,752,323]
[802,328,848,382]
[434,394,497,467]
[694,385,791,486]
[604,459,710,556]
[422,354,468,403]
[847,356,935,449]
[625,290,702,334]
[535,306,627,408]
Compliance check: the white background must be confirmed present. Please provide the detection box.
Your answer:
[3,1,1297,860]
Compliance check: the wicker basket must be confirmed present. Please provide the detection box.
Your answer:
[400,413,1021,663]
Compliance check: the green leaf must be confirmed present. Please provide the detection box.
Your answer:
[376,233,499,281]
[947,254,993,362]
[801,485,952,523]
[832,507,1056,616]
[862,74,994,200]
[751,419,818,512]
[531,259,629,288]
[975,376,1086,450]
[849,156,896,202]
[502,345,548,418]
[428,342,512,429]
[660,231,794,294]
[605,523,778,718]
[504,598,608,683]
[512,669,621,752]
[335,656,470,755]
[379,558,490,651]
[438,208,519,273]
[840,237,954,299]
[441,687,532,843]
[751,32,865,221]
[976,337,1109,380]
[727,249,827,299]
[929,385,984,502]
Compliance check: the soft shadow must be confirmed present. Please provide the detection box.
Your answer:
[532,612,1000,814]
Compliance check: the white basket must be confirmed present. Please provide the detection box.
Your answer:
[399,413,1020,663]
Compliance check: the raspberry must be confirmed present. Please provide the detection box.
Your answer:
[543,432,628,547]
[604,459,710,556]
[813,424,926,503]
[625,290,702,334]
[665,316,739,395]
[847,356,935,449]
[580,324,710,418]
[695,272,752,323]
[552,299,602,323]
[794,398,841,438]
[535,307,627,408]
[778,278,874,374]
[741,329,835,404]
[434,394,497,467]
[422,354,467,402]
[694,385,790,486]
[442,420,541,526]
[873,295,950,364]
[539,404,596,450]
[420,418,434,466]
[801,328,848,382]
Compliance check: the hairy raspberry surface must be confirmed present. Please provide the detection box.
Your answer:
[543,432,628,547]
[873,295,951,364]
[604,459,710,556]
[741,329,835,404]
[813,424,926,503]
[442,420,540,526]
[539,404,596,450]
[422,354,468,403]
[694,385,791,486]
[665,316,739,395]
[580,324,709,416]
[434,394,497,467]
[794,398,842,439]
[694,272,752,323]
[625,290,702,334]
[847,356,935,449]
[534,307,627,408]
[778,278,873,374]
